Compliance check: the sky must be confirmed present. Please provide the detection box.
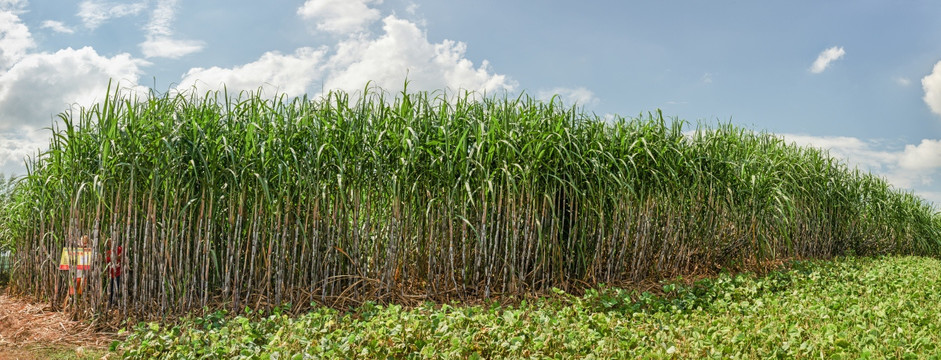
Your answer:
[1,0,940,206]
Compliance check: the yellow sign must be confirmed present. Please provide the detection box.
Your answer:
[59,247,92,271]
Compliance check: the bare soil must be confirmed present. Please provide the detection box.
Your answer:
[0,288,115,359]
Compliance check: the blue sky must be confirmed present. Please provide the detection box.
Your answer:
[1,0,940,205]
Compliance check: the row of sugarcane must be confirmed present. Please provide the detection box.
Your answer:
[2,85,939,322]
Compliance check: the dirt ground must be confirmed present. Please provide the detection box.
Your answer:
[0,288,116,359]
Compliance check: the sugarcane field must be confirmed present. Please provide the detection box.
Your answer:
[2,1,941,359]
[0,85,939,358]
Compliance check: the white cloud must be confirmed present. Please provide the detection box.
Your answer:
[0,0,25,12]
[922,60,941,117]
[139,0,204,58]
[140,37,204,59]
[77,0,147,30]
[298,0,382,35]
[0,46,148,174]
[0,127,49,174]
[179,47,327,96]
[179,14,513,98]
[899,139,941,171]
[0,47,148,130]
[809,46,845,74]
[536,87,598,107]
[0,7,34,70]
[895,77,911,86]
[40,20,74,34]
[322,15,514,94]
[143,0,178,37]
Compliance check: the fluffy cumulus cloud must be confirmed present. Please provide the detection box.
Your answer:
[180,11,514,98]
[0,1,147,174]
[76,0,202,58]
[179,47,327,96]
[0,0,25,8]
[321,16,514,94]
[0,5,34,70]
[77,0,147,30]
[809,46,845,74]
[139,0,204,58]
[922,60,941,117]
[536,87,598,107]
[0,127,49,174]
[0,47,148,172]
[298,0,382,35]
[40,20,74,34]
[899,139,941,171]
[0,47,148,129]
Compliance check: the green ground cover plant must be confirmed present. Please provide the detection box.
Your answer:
[116,255,941,359]
[2,85,939,323]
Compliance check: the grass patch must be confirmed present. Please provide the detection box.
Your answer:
[0,345,108,360]
[116,255,941,359]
